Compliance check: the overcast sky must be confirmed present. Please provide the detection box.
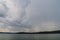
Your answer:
[0,0,60,32]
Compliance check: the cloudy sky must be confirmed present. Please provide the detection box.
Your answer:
[0,0,60,32]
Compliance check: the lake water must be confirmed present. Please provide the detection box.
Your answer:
[0,34,60,40]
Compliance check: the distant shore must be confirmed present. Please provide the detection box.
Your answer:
[0,30,60,34]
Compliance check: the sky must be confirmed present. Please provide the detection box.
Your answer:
[0,0,60,32]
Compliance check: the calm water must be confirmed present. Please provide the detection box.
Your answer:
[0,34,60,40]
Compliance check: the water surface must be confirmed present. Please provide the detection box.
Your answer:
[0,34,60,40]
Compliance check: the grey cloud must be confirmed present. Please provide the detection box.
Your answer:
[0,0,60,32]
[0,2,8,17]
[6,0,60,31]
[4,0,31,30]
[26,0,60,31]
[0,0,31,32]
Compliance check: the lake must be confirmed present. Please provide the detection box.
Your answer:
[0,34,60,40]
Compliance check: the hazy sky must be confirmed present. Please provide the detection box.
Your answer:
[0,0,60,32]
